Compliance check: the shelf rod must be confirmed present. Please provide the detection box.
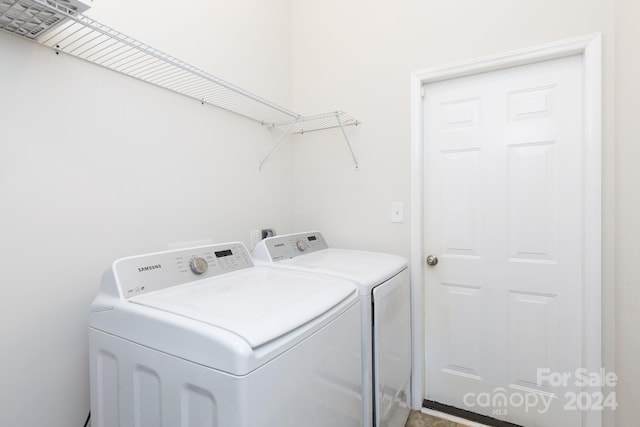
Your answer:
[259,117,300,171]
[336,112,359,171]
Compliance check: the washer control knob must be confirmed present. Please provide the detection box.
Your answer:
[296,239,310,251]
[189,256,209,275]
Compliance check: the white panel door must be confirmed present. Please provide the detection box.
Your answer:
[423,55,583,426]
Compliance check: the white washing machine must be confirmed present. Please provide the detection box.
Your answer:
[89,242,363,427]
[252,231,412,427]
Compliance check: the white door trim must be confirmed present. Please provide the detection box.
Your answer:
[410,34,602,426]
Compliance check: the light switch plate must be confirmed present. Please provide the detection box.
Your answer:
[391,202,404,223]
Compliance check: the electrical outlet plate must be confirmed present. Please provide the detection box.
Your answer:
[261,228,275,239]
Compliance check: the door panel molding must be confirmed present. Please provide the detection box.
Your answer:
[410,34,602,427]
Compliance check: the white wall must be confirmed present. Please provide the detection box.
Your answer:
[614,0,640,425]
[291,0,615,258]
[3,1,640,426]
[291,0,624,425]
[0,1,293,425]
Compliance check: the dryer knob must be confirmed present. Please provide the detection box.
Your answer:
[296,239,310,251]
[189,256,209,275]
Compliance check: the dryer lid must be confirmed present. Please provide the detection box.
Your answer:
[129,266,356,348]
[269,248,408,290]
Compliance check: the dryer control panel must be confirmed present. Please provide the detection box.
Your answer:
[253,231,329,262]
[111,242,253,298]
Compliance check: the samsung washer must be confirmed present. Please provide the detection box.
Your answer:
[89,242,363,427]
[252,231,412,427]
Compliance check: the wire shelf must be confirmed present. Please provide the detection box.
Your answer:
[0,0,359,134]
[1,0,361,169]
[0,0,90,39]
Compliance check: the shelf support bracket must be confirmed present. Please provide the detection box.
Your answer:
[336,112,359,171]
[259,117,299,171]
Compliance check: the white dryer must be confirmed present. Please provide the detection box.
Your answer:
[89,242,363,427]
[252,231,412,427]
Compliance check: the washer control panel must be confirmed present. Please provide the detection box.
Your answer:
[113,242,253,298]
[257,231,328,261]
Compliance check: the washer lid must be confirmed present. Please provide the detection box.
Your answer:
[129,266,356,348]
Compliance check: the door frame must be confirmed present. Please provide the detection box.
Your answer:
[409,34,602,426]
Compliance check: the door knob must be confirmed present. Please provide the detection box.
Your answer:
[426,255,439,266]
